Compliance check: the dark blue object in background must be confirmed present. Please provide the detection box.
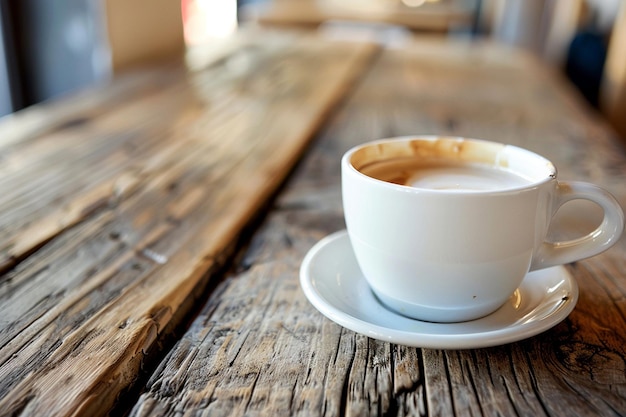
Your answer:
[565,29,607,108]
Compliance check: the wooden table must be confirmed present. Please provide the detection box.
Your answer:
[241,0,476,33]
[0,29,625,416]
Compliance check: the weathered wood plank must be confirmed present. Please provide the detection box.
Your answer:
[0,34,377,417]
[129,37,626,416]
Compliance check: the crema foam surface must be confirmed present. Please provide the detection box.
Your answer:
[360,159,532,191]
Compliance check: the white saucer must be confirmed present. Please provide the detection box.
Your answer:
[299,230,578,349]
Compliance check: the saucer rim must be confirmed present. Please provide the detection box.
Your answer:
[299,230,578,349]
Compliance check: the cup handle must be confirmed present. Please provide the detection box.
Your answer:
[531,181,624,271]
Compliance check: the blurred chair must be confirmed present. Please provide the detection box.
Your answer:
[1,0,111,114]
[105,0,186,71]
[0,0,185,116]
[487,0,587,66]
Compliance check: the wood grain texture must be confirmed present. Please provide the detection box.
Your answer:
[130,37,626,416]
[0,33,376,417]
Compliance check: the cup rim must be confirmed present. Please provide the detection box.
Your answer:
[342,136,557,194]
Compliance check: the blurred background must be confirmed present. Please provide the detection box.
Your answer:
[0,0,624,137]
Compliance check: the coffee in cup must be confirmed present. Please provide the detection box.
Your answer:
[342,136,624,322]
[359,158,532,191]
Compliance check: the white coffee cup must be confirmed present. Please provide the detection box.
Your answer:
[342,136,624,322]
